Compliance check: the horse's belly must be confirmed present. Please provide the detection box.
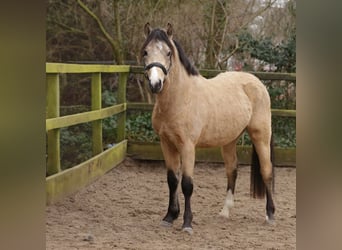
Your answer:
[196,128,243,147]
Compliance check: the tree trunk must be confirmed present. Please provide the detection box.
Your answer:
[205,0,217,68]
[113,0,124,64]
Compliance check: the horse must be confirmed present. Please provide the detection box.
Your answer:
[141,23,275,235]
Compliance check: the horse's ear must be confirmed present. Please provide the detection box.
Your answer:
[166,23,173,38]
[144,22,151,38]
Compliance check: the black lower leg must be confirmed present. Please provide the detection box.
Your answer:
[227,168,238,193]
[181,175,193,229]
[265,178,275,220]
[266,186,275,220]
[162,170,180,224]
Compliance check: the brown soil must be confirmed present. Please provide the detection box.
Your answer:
[46,158,296,250]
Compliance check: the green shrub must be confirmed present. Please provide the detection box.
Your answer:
[60,124,92,170]
[126,111,159,142]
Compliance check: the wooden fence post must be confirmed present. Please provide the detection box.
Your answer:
[91,73,103,155]
[46,73,61,175]
[116,72,128,142]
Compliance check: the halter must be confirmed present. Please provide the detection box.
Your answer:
[144,62,168,75]
[144,55,172,79]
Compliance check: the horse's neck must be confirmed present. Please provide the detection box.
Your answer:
[155,66,193,110]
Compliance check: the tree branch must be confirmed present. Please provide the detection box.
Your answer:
[239,0,277,31]
[76,0,122,62]
[49,20,86,35]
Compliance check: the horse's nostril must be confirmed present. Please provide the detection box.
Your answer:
[148,80,154,91]
[149,80,162,93]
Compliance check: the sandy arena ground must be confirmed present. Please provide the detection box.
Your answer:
[46,158,296,249]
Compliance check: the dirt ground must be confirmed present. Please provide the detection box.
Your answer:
[46,158,296,250]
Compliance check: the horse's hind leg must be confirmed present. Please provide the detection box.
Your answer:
[160,139,181,227]
[219,140,238,218]
[247,126,275,223]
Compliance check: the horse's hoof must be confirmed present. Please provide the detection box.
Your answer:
[265,215,276,225]
[160,220,173,227]
[219,209,229,219]
[182,227,193,235]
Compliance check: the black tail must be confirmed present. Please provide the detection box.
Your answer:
[250,136,275,199]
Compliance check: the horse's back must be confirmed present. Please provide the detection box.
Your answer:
[208,71,270,109]
[203,71,269,105]
[210,71,265,89]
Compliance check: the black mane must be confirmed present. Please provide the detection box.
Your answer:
[141,29,199,76]
[173,39,199,76]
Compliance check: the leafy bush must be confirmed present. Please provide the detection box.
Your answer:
[272,117,296,148]
[237,30,296,72]
[102,89,118,145]
[59,89,118,169]
[126,111,159,142]
[60,124,92,170]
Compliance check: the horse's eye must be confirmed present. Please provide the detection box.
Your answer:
[143,50,148,57]
[167,51,171,57]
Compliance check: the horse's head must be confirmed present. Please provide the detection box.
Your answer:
[141,23,175,94]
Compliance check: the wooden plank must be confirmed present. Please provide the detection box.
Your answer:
[271,109,296,117]
[46,140,127,204]
[274,147,297,166]
[117,72,128,141]
[128,66,296,81]
[46,103,126,131]
[252,72,296,81]
[129,65,145,74]
[46,74,60,119]
[46,63,130,73]
[91,73,103,155]
[127,142,296,166]
[199,69,296,81]
[47,131,61,175]
[127,102,154,111]
[127,102,296,117]
[46,73,61,175]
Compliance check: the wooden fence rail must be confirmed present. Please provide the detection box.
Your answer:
[46,63,296,204]
[129,65,297,82]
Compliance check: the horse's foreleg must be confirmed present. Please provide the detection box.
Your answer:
[219,141,238,219]
[161,170,180,226]
[160,140,181,227]
[180,144,195,234]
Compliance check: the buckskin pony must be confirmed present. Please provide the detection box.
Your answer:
[141,23,275,235]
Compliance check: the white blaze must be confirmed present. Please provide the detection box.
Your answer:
[149,67,160,85]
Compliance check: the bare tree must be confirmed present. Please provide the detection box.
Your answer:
[47,0,295,70]
[203,0,279,69]
[76,0,124,64]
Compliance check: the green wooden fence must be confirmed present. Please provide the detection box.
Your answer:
[46,63,129,204]
[46,63,296,204]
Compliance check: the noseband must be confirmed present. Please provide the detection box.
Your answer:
[144,62,168,75]
[144,56,172,79]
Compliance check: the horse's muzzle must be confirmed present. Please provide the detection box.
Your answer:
[149,79,162,93]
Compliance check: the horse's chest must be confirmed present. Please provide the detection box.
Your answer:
[152,117,181,136]
[152,106,188,133]
[152,111,195,146]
